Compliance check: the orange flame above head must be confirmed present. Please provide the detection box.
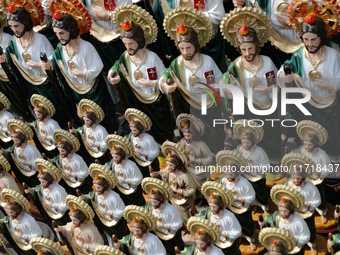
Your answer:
[272,241,277,247]
[84,109,87,114]
[38,250,43,255]
[306,132,310,137]
[131,118,135,124]
[177,24,187,35]
[7,3,16,14]
[58,139,62,144]
[35,103,39,108]
[293,165,298,171]
[121,20,132,31]
[53,10,63,20]
[184,123,189,129]
[168,153,172,158]
[70,206,75,212]
[133,217,137,223]
[281,197,286,203]
[94,175,99,180]
[226,162,230,167]
[243,130,247,135]
[39,169,43,175]
[304,14,317,25]
[12,129,15,134]
[150,189,154,195]
[112,145,116,150]
[238,25,249,36]
[196,229,201,236]
[6,200,11,205]
[210,193,215,199]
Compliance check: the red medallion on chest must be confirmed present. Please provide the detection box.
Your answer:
[147,67,157,80]
[204,70,215,85]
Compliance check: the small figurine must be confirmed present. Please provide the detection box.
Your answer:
[30,237,64,255]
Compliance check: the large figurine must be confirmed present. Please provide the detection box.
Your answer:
[261,184,311,255]
[151,0,227,72]
[0,155,21,194]
[52,129,90,195]
[216,150,257,250]
[2,119,42,187]
[54,195,104,255]
[94,245,124,255]
[219,7,281,162]
[0,0,68,126]
[81,163,129,239]
[282,154,321,253]
[176,216,224,255]
[176,114,213,194]
[0,189,45,255]
[71,99,109,163]
[112,205,167,255]
[160,8,226,152]
[25,159,69,227]
[198,181,242,254]
[0,92,15,148]
[125,108,159,178]
[295,120,331,224]
[45,0,117,132]
[155,141,196,224]
[278,0,340,162]
[142,177,184,255]
[233,120,270,213]
[108,4,173,143]
[30,94,60,157]
[105,134,145,206]
[30,237,64,255]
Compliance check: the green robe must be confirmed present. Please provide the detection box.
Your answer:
[283,47,340,161]
[162,57,228,153]
[5,36,70,127]
[50,43,117,133]
[110,52,174,144]
[222,57,281,161]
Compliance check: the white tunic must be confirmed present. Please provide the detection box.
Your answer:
[287,179,321,212]
[224,176,256,207]
[131,232,166,255]
[61,153,89,182]
[109,50,166,95]
[0,32,12,48]
[95,190,125,221]
[0,171,21,193]
[113,159,143,189]
[14,143,42,172]
[84,124,108,152]
[278,46,340,97]
[131,133,159,162]
[41,182,68,213]
[8,213,43,244]
[151,202,183,234]
[160,54,223,98]
[239,145,270,180]
[0,110,15,137]
[276,213,310,247]
[208,209,242,243]
[301,147,331,179]
[36,118,61,145]
[12,32,53,76]
[85,0,132,32]
[61,39,104,85]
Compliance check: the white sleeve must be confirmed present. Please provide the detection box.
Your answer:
[205,0,225,26]
[73,155,89,181]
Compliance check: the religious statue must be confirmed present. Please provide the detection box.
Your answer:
[0,92,15,148]
[0,155,21,194]
[259,227,297,255]
[30,237,64,255]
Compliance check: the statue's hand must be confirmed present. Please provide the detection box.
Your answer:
[276,14,289,26]
[137,78,154,88]
[40,60,52,71]
[162,81,177,94]
[107,73,121,85]
[91,6,109,20]
[71,69,86,77]
[26,60,41,69]
[314,80,333,90]
[112,235,121,249]
[0,54,6,63]
[279,72,294,83]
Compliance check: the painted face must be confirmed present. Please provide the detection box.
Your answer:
[58,147,69,158]
[292,177,304,186]
[94,183,105,195]
[225,172,236,182]
[241,138,253,151]
[178,41,196,61]
[6,208,20,220]
[12,137,24,147]
[302,32,322,53]
[166,161,176,173]
[38,177,50,189]
[53,27,71,46]
[34,110,45,122]
[70,215,82,228]
[112,153,123,164]
[83,117,94,128]
[278,206,291,219]
[122,37,139,56]
[303,140,315,153]
[131,225,145,239]
[130,127,140,137]
[240,42,257,62]
[183,132,192,144]
[195,238,209,252]
[208,202,221,215]
[8,20,25,38]
[149,197,161,209]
